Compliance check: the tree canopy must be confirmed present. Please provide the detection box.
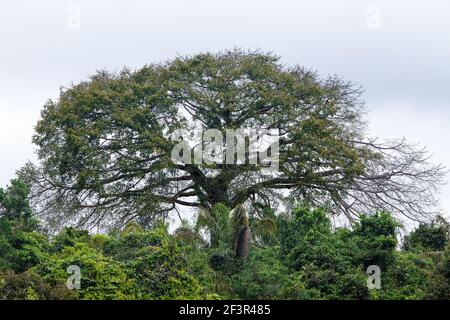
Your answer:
[30,49,445,230]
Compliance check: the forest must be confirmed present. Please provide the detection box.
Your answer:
[0,50,449,300]
[0,178,449,299]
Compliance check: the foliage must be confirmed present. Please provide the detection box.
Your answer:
[425,244,450,299]
[102,226,207,299]
[370,251,433,300]
[0,180,48,273]
[0,179,33,222]
[0,178,449,300]
[352,212,399,270]
[277,207,370,299]
[279,207,336,270]
[0,270,74,300]
[33,242,137,300]
[196,203,233,248]
[229,246,289,299]
[403,217,449,252]
[31,49,444,232]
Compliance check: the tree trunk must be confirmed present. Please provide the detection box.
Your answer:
[232,205,250,259]
[234,226,249,258]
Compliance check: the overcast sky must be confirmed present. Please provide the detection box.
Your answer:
[0,0,449,218]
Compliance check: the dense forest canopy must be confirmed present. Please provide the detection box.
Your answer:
[29,49,445,233]
[0,179,449,300]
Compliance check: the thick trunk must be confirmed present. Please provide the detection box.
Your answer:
[232,205,250,259]
[234,226,249,258]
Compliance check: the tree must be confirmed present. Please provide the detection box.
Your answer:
[372,251,433,300]
[229,246,290,299]
[0,179,33,224]
[31,49,444,234]
[102,226,207,299]
[279,207,336,270]
[33,242,137,300]
[0,179,47,273]
[195,203,275,257]
[352,211,399,270]
[0,270,74,300]
[403,216,449,252]
[426,244,450,299]
[278,207,371,299]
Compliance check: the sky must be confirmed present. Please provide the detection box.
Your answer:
[0,0,449,219]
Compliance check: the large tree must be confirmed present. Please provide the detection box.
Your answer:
[30,49,445,230]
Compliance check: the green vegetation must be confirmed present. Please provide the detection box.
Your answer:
[0,50,448,300]
[1,178,448,300]
[29,49,444,259]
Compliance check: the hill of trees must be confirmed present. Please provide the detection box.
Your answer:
[1,178,449,300]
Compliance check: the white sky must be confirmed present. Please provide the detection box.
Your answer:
[0,0,449,218]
